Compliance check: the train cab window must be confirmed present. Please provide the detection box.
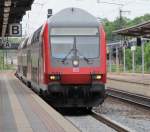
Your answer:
[50,27,99,59]
[51,37,74,58]
[76,36,99,58]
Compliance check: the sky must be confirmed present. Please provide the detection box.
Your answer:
[21,0,150,36]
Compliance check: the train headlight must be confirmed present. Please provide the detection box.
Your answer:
[92,74,102,80]
[73,60,79,67]
[96,75,102,80]
[49,75,60,81]
[50,75,56,80]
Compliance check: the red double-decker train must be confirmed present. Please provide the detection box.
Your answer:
[16,8,106,109]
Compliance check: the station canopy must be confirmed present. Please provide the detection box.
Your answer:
[113,20,150,38]
[0,0,34,37]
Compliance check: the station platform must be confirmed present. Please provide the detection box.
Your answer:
[0,71,79,132]
[107,72,150,97]
[107,73,150,84]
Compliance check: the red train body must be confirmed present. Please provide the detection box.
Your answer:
[16,8,107,108]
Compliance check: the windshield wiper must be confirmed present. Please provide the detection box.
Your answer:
[77,50,92,64]
[61,48,74,64]
[61,47,93,65]
[61,37,92,65]
[62,37,76,64]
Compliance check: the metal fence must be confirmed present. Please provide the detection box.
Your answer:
[107,42,150,74]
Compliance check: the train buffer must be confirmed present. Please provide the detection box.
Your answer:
[0,71,79,132]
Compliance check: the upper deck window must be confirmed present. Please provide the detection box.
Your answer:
[51,28,99,36]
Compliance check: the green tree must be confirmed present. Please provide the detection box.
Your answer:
[144,43,150,72]
[135,47,142,72]
[102,13,150,42]
[125,49,132,70]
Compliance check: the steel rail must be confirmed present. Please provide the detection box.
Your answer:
[91,111,133,132]
[106,88,150,108]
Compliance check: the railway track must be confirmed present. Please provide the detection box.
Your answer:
[91,111,132,132]
[65,111,132,132]
[106,88,150,108]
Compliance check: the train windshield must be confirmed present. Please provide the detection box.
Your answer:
[50,28,99,59]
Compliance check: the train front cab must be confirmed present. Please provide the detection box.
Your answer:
[42,8,106,107]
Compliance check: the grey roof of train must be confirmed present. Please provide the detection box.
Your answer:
[48,8,100,27]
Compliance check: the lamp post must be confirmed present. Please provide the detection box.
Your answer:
[141,42,144,74]
[131,45,136,73]
[116,46,119,72]
[109,47,112,72]
[123,46,126,72]
[123,38,127,72]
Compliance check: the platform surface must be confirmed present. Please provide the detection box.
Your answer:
[107,72,150,97]
[107,72,150,84]
[0,71,79,132]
